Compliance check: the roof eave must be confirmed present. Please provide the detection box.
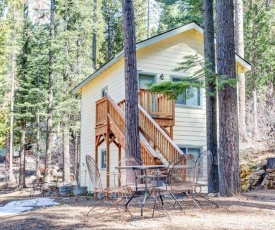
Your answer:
[73,22,251,93]
[72,51,124,93]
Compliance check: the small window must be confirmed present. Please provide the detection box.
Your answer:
[180,147,201,158]
[180,146,202,176]
[101,86,108,97]
[172,77,200,106]
[101,149,107,170]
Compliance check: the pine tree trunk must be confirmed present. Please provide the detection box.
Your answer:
[63,125,70,183]
[107,20,112,60]
[6,5,17,183]
[36,112,41,179]
[234,0,246,137]
[216,0,241,196]
[92,0,97,70]
[74,132,79,184]
[19,123,26,188]
[252,87,258,139]
[203,0,219,193]
[45,0,55,184]
[122,0,141,162]
[7,50,16,183]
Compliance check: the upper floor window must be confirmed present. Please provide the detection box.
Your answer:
[171,76,201,107]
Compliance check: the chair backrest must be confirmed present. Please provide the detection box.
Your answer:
[167,154,198,189]
[86,155,103,192]
[195,150,213,185]
[118,156,142,187]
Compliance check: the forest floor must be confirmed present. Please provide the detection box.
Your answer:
[0,188,275,230]
[0,142,274,229]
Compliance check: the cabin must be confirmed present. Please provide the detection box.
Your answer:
[73,22,251,191]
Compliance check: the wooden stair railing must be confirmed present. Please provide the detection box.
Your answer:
[96,97,108,127]
[106,95,159,165]
[138,104,184,162]
[138,89,175,119]
[118,89,175,120]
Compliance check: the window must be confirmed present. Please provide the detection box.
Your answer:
[180,147,201,158]
[101,86,108,97]
[101,149,107,170]
[180,146,202,176]
[172,77,201,106]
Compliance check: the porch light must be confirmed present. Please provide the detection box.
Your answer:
[159,74,164,80]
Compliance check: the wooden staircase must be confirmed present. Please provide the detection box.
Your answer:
[95,95,159,165]
[95,90,185,167]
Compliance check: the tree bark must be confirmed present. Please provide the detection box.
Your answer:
[234,0,246,137]
[6,4,17,183]
[45,0,55,184]
[19,124,26,188]
[252,87,258,139]
[92,0,97,70]
[7,50,16,183]
[63,125,70,183]
[122,0,141,162]
[18,3,29,189]
[203,0,219,193]
[216,0,241,196]
[73,131,79,184]
[107,18,112,60]
[36,112,41,179]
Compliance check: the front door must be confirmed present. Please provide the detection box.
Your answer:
[139,74,156,89]
[138,74,157,114]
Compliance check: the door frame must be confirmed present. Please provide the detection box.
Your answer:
[138,72,158,89]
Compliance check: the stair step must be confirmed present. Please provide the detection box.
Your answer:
[154,150,169,165]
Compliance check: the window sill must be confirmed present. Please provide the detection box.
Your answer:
[175,104,203,109]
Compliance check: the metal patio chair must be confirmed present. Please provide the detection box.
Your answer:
[118,156,168,217]
[117,157,149,215]
[154,154,204,216]
[86,155,124,216]
[193,150,219,208]
[118,156,144,193]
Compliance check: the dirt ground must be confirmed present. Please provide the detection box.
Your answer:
[0,189,275,230]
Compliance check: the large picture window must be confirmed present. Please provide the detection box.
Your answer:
[172,77,201,107]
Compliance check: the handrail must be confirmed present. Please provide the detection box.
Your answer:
[107,95,125,134]
[138,104,184,162]
[96,97,108,127]
[106,95,159,165]
[117,89,175,120]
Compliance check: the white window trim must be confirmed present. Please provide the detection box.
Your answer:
[170,75,202,109]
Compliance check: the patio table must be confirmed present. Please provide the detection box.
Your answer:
[116,164,195,216]
[115,165,169,216]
